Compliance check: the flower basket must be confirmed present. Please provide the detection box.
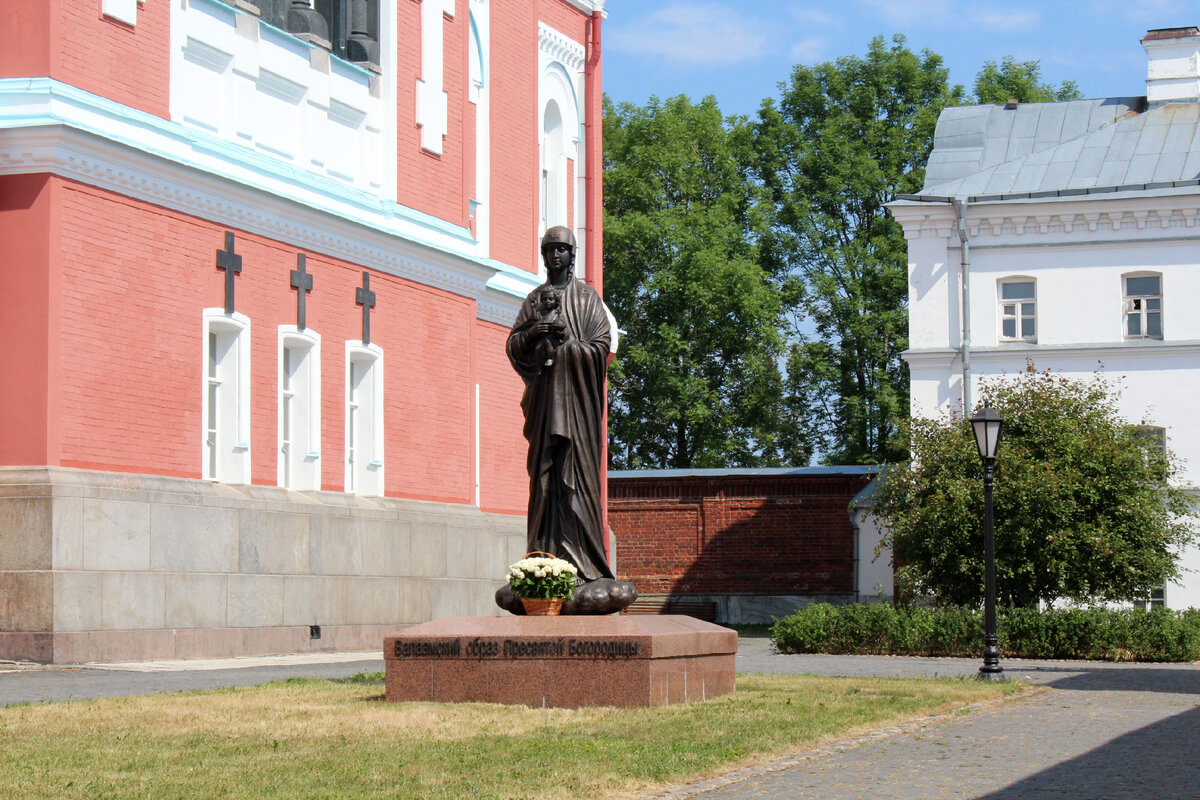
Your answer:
[520,597,564,616]
[507,552,577,616]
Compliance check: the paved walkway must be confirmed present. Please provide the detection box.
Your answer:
[0,651,385,706]
[4,638,1199,799]
[655,637,1200,799]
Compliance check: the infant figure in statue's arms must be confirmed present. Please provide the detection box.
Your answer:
[531,284,567,369]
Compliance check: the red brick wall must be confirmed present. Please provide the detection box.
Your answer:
[0,175,55,465]
[0,1,169,117]
[609,474,872,596]
[395,0,470,228]
[475,320,528,515]
[486,2,538,271]
[4,176,525,508]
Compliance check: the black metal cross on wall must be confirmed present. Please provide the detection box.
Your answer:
[356,271,376,345]
[290,253,314,330]
[215,231,242,314]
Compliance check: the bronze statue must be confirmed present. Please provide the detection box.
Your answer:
[497,226,636,615]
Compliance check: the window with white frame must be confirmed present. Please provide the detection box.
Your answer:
[279,328,322,490]
[251,1,380,70]
[203,310,251,483]
[998,279,1036,342]
[345,342,384,495]
[1124,274,1162,339]
[541,99,566,234]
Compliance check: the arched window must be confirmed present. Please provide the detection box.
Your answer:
[541,99,566,233]
[203,310,251,483]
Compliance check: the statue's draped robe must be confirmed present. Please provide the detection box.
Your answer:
[507,277,613,581]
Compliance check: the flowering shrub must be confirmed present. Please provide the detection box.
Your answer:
[507,556,578,600]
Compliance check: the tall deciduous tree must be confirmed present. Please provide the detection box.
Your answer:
[604,95,805,469]
[873,368,1197,608]
[751,35,964,464]
[974,56,1083,104]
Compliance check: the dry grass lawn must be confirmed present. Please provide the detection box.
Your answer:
[0,673,1020,799]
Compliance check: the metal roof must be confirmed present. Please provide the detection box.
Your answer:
[609,466,880,480]
[918,97,1200,199]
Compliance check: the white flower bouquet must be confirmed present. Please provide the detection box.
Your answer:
[507,555,578,600]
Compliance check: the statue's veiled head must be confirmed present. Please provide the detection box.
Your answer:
[541,226,575,280]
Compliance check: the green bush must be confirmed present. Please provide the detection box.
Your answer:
[769,604,1200,662]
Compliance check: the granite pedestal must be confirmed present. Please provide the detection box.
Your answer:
[384,615,737,708]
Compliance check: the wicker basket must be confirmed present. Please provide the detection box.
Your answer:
[521,597,564,616]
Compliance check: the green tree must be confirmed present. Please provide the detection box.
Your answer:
[604,94,804,469]
[750,35,964,464]
[873,367,1197,608]
[973,56,1083,104]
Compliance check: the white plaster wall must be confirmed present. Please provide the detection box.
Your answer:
[853,503,893,604]
[895,192,1200,609]
[171,0,384,194]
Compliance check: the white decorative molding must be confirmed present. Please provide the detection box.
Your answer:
[103,0,138,25]
[476,292,519,327]
[171,0,383,192]
[560,0,607,15]
[416,0,456,154]
[891,195,1200,246]
[538,22,585,73]
[0,79,535,323]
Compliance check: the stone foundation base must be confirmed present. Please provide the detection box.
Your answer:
[0,624,401,664]
[384,615,737,708]
[0,466,526,664]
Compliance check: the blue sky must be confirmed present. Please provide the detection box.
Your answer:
[601,0,1200,117]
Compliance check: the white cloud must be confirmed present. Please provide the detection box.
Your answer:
[607,2,772,66]
[856,0,1039,33]
[968,8,1041,32]
[858,0,955,28]
[789,6,842,28]
[789,36,829,63]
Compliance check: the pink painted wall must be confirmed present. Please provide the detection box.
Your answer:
[19,178,526,507]
[0,175,55,465]
[475,320,528,515]
[0,0,171,118]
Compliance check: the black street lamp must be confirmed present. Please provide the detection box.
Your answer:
[970,406,1005,681]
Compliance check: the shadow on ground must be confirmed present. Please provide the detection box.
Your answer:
[1014,664,1200,694]
[976,704,1200,798]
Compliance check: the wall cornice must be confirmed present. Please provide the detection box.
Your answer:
[538,22,586,72]
[905,340,1200,365]
[890,193,1200,247]
[0,79,536,321]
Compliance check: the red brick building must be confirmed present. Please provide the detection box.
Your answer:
[0,0,607,662]
[609,467,887,623]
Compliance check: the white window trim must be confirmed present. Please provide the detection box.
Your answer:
[537,23,584,273]
[416,0,456,154]
[997,277,1037,343]
[1123,272,1163,340]
[345,340,385,496]
[202,309,251,484]
[102,0,139,26]
[278,326,322,491]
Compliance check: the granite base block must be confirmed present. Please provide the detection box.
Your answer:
[383,615,737,708]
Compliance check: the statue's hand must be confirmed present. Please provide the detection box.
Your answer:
[528,320,558,338]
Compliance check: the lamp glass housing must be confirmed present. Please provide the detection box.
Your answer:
[971,406,1004,462]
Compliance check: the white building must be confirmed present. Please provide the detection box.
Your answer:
[888,27,1200,610]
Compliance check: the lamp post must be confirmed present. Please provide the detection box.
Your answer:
[970,406,1005,681]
